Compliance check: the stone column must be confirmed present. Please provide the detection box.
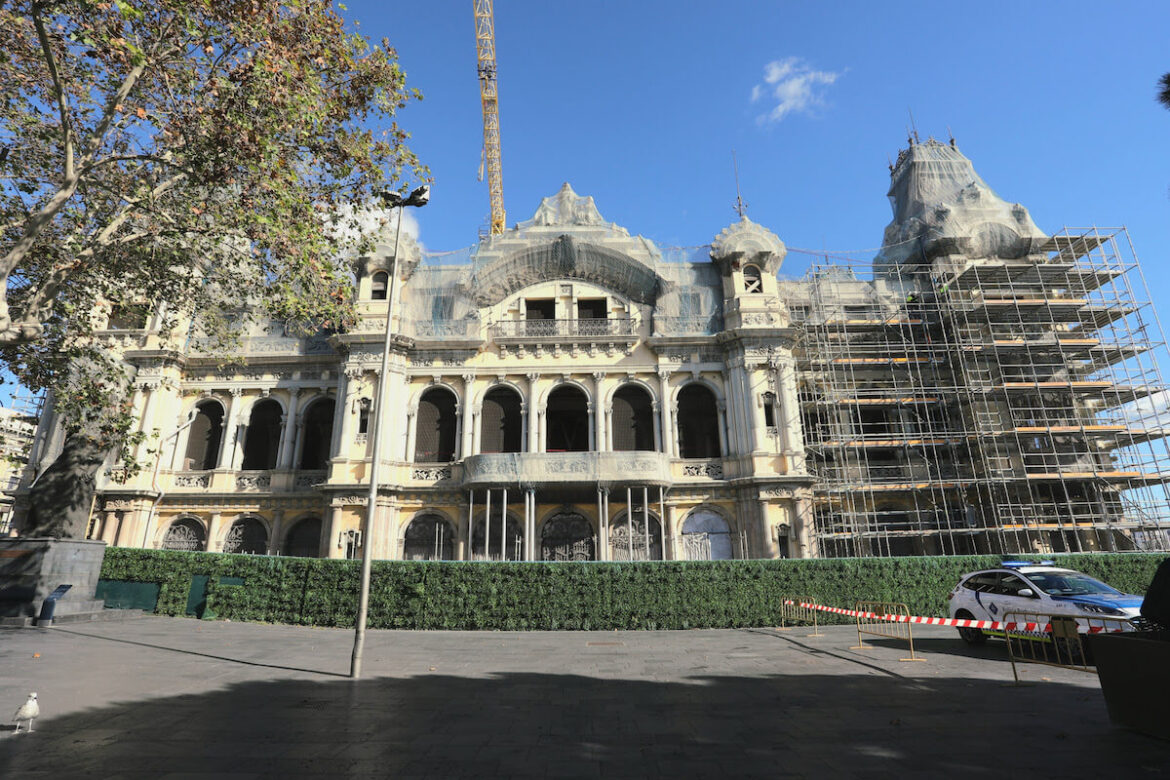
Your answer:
[794,495,814,559]
[277,391,303,469]
[657,370,673,456]
[716,398,730,458]
[329,371,348,458]
[206,511,223,553]
[135,380,162,460]
[404,407,418,462]
[223,389,245,470]
[100,510,120,546]
[337,368,364,459]
[586,401,596,451]
[268,509,285,555]
[666,503,680,560]
[651,402,662,452]
[757,499,777,559]
[778,358,803,468]
[526,373,540,453]
[462,373,476,457]
[326,505,345,559]
[592,371,606,452]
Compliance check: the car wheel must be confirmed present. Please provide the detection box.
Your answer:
[955,610,986,645]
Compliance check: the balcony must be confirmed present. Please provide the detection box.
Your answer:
[489,318,635,340]
[461,451,672,488]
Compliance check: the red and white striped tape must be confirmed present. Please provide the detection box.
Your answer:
[783,599,1120,634]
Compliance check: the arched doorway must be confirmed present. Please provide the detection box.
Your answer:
[183,400,224,470]
[481,386,523,453]
[677,384,721,458]
[223,517,268,555]
[546,385,589,452]
[242,399,283,470]
[403,514,455,561]
[298,398,335,470]
[609,510,663,561]
[415,387,458,462]
[612,384,655,451]
[681,508,733,560]
[161,517,206,551]
[283,517,322,558]
[541,510,595,561]
[471,515,524,561]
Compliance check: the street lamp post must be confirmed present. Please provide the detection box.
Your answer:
[350,185,429,680]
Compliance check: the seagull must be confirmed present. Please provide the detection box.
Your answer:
[13,692,38,734]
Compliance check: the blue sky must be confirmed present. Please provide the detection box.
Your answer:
[351,0,1170,285]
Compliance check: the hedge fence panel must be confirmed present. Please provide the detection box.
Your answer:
[98,549,1167,630]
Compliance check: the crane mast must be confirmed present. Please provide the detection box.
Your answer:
[473,0,505,235]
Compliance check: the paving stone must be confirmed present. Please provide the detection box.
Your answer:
[0,618,1166,777]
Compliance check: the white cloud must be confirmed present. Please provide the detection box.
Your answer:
[325,202,421,249]
[751,57,843,124]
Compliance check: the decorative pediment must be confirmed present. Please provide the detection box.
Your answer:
[469,234,660,307]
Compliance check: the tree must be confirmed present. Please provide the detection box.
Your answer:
[0,0,426,537]
[1160,72,1170,112]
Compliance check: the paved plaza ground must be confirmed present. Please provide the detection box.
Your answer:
[0,615,1165,778]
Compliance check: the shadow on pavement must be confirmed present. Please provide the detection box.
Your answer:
[47,626,350,678]
[0,667,1163,778]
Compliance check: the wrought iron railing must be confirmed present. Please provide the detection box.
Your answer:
[489,318,634,339]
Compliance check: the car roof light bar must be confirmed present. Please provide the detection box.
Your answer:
[1001,560,1055,568]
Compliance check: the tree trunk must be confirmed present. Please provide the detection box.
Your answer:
[22,433,113,539]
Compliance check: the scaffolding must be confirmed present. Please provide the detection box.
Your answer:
[786,227,1170,557]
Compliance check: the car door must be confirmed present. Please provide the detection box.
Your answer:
[987,573,1036,621]
[961,572,1001,621]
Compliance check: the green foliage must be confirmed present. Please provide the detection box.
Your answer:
[1,0,427,475]
[99,549,1168,630]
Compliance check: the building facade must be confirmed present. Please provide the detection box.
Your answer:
[15,141,1170,558]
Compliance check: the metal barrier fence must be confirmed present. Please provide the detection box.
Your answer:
[851,601,924,662]
[776,597,822,636]
[1001,611,1132,683]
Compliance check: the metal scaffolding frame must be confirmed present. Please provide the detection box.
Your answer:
[785,227,1170,557]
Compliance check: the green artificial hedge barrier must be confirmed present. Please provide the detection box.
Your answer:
[98,548,1167,631]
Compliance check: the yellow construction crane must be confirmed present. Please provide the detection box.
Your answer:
[473,0,505,235]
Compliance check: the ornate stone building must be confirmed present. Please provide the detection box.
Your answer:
[16,141,1170,558]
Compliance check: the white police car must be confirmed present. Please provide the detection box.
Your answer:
[946,561,1143,645]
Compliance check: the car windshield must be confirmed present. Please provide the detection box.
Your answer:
[1024,571,1120,597]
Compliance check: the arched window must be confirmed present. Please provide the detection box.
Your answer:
[609,509,662,561]
[414,388,458,462]
[371,271,388,300]
[681,509,733,560]
[677,384,721,458]
[481,386,523,453]
[612,385,655,451]
[183,401,225,471]
[241,399,283,470]
[546,385,589,452]
[541,511,595,561]
[471,511,524,561]
[403,514,455,561]
[161,518,206,551]
[743,264,763,294]
[222,517,268,555]
[283,517,322,558]
[298,398,336,470]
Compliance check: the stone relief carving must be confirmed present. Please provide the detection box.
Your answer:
[412,467,453,481]
[236,473,272,490]
[331,495,369,506]
[682,461,724,479]
[174,473,211,488]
